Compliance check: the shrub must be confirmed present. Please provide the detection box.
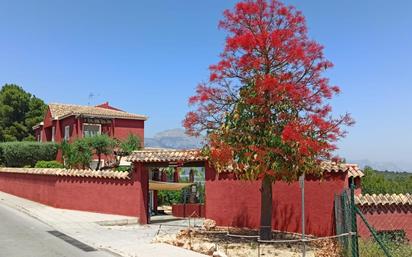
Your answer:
[35,160,64,168]
[0,142,58,167]
[60,134,139,170]
[86,134,116,170]
[377,230,408,244]
[116,165,131,172]
[119,134,141,154]
[61,139,92,169]
[158,190,183,206]
[0,144,4,165]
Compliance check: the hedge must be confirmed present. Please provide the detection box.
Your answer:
[35,160,64,168]
[0,142,59,167]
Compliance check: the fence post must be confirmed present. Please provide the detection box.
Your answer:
[341,190,349,254]
[299,173,306,257]
[350,183,359,257]
[355,207,393,257]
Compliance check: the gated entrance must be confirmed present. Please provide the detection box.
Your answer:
[126,149,207,224]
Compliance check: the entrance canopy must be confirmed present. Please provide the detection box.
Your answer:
[126,148,208,167]
[149,180,193,191]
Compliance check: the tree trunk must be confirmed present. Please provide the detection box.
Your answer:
[259,174,273,240]
[96,153,101,171]
[189,169,197,203]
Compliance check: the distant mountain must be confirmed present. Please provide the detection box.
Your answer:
[144,128,203,149]
[145,131,412,172]
[349,159,412,172]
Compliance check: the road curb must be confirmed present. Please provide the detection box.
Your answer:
[96,218,139,226]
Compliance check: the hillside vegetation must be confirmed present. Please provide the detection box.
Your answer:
[362,166,412,194]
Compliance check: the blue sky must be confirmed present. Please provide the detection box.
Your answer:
[0,0,411,168]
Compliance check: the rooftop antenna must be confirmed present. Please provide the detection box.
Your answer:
[88,93,94,106]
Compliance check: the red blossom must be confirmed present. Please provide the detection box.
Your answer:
[184,0,354,180]
[210,73,218,82]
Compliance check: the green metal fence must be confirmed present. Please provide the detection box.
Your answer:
[334,187,359,257]
[335,186,412,257]
[356,200,412,257]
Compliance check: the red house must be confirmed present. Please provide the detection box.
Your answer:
[33,102,147,163]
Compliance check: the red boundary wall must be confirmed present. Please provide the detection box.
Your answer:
[172,203,205,218]
[204,163,348,236]
[357,205,412,241]
[0,164,358,237]
[0,164,149,222]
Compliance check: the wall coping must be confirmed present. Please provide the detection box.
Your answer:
[355,193,412,206]
[127,149,363,178]
[0,167,130,180]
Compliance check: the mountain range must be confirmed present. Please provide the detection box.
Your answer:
[144,128,203,149]
[145,128,411,172]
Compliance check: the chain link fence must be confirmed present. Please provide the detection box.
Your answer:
[356,197,412,257]
[335,187,412,257]
[334,188,359,257]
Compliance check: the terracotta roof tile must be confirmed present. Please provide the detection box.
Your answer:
[48,103,147,120]
[0,168,130,179]
[127,149,363,177]
[321,162,364,178]
[127,149,207,163]
[355,193,412,206]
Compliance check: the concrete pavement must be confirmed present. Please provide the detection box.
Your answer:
[0,203,116,257]
[0,192,207,257]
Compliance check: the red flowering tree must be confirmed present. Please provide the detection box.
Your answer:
[184,0,353,240]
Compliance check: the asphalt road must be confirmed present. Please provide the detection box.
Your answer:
[0,203,117,257]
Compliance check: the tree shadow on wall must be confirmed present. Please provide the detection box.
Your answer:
[232,205,256,229]
[272,200,299,233]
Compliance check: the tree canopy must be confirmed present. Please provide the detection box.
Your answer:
[61,133,141,170]
[0,84,46,141]
[61,139,93,169]
[87,134,116,170]
[362,166,412,195]
[184,0,353,179]
[184,0,353,239]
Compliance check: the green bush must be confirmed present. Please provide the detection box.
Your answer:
[377,230,408,244]
[86,134,116,170]
[158,190,183,206]
[60,134,140,170]
[0,144,4,165]
[0,142,58,167]
[61,139,92,169]
[119,134,141,154]
[35,160,64,168]
[116,165,131,172]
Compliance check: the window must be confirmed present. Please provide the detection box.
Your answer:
[51,126,55,142]
[64,125,70,141]
[83,123,101,137]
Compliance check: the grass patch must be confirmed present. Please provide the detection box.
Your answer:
[359,238,412,257]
